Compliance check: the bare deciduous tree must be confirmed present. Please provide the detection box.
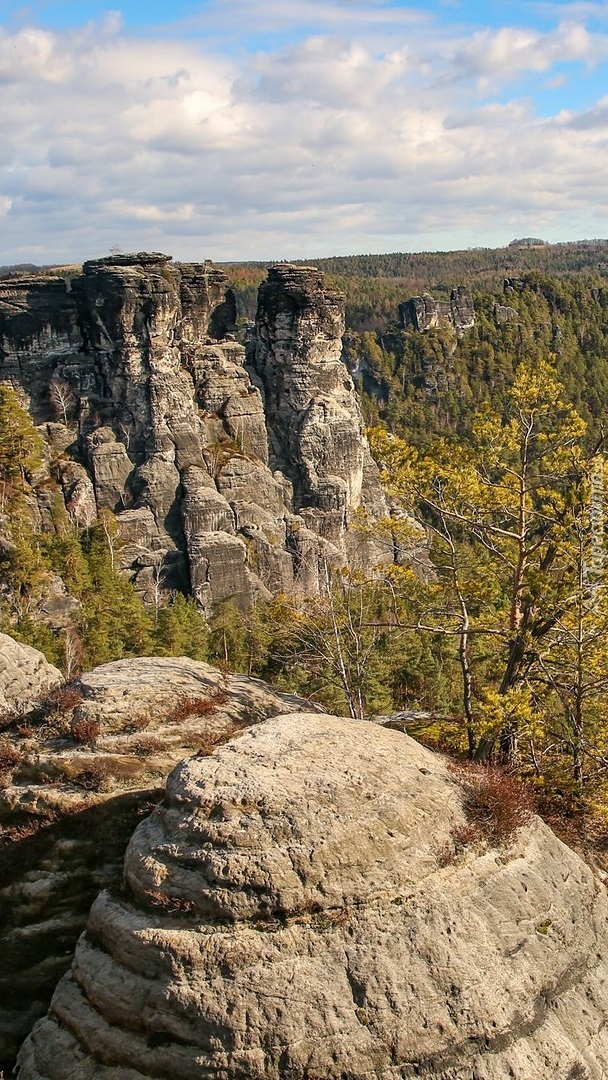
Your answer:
[49,378,76,425]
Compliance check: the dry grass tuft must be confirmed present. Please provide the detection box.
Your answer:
[440,763,535,861]
[0,738,22,779]
[167,690,229,724]
[46,686,84,712]
[70,716,101,744]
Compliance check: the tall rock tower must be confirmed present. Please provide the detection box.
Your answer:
[0,255,389,608]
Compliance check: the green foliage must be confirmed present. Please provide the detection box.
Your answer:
[369,358,608,802]
[336,274,608,450]
[0,385,43,498]
[0,506,213,674]
[208,597,251,672]
[153,593,209,661]
[0,615,64,668]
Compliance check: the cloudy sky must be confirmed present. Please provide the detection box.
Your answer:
[3,0,608,264]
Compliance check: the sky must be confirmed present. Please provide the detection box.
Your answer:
[3,0,608,264]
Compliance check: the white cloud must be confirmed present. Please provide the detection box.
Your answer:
[449,21,608,86]
[2,4,608,262]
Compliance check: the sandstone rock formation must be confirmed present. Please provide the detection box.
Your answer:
[0,633,62,715]
[494,302,520,324]
[0,650,317,1072]
[0,255,388,610]
[399,286,475,332]
[16,712,608,1079]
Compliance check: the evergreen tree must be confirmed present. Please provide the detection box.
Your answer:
[370,358,589,764]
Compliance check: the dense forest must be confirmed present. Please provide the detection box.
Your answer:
[226,244,608,450]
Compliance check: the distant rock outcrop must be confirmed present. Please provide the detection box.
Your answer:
[399,286,475,332]
[494,302,520,324]
[0,647,317,1072]
[0,255,388,611]
[17,712,608,1079]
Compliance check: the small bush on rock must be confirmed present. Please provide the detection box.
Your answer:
[448,762,535,849]
[46,686,84,712]
[0,738,22,778]
[168,690,229,724]
[70,716,101,744]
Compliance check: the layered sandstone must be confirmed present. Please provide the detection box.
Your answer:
[399,286,475,332]
[16,712,608,1079]
[0,650,317,1072]
[0,255,389,610]
[0,634,62,715]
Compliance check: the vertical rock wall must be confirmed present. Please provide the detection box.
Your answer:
[251,264,388,566]
[0,255,389,609]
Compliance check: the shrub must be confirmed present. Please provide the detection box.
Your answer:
[0,738,22,777]
[167,690,229,724]
[70,716,101,744]
[126,711,153,733]
[127,736,164,756]
[46,686,84,712]
[72,760,114,792]
[448,762,535,847]
[0,708,20,732]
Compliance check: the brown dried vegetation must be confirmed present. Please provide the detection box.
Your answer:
[167,690,229,724]
[439,763,535,865]
[0,737,22,780]
[70,716,101,744]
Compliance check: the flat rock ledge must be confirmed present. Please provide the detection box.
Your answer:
[16,713,608,1080]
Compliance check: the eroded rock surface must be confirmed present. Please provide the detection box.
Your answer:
[0,651,317,1073]
[400,286,475,332]
[0,254,389,609]
[251,265,388,571]
[0,634,62,715]
[16,713,608,1079]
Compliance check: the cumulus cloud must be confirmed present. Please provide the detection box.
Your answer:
[2,2,608,262]
[450,21,608,85]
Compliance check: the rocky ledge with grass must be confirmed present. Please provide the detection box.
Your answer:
[0,648,317,1073]
[16,712,608,1080]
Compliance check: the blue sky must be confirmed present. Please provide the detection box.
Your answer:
[3,0,608,263]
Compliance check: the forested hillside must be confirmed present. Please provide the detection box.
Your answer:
[343,273,608,448]
[229,257,608,451]
[225,237,608,326]
[223,251,608,812]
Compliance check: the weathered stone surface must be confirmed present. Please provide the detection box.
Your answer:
[188,531,253,610]
[400,287,475,332]
[16,712,608,1079]
[1,255,393,607]
[0,634,62,715]
[181,466,235,538]
[86,427,133,511]
[250,264,389,567]
[57,461,97,528]
[0,278,81,405]
[0,649,317,1073]
[495,302,520,324]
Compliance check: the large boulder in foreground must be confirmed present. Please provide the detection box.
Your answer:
[1,655,316,1074]
[16,713,608,1079]
[0,634,61,715]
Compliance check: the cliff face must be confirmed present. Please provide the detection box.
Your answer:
[0,255,388,609]
[16,712,608,1079]
[399,286,475,332]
